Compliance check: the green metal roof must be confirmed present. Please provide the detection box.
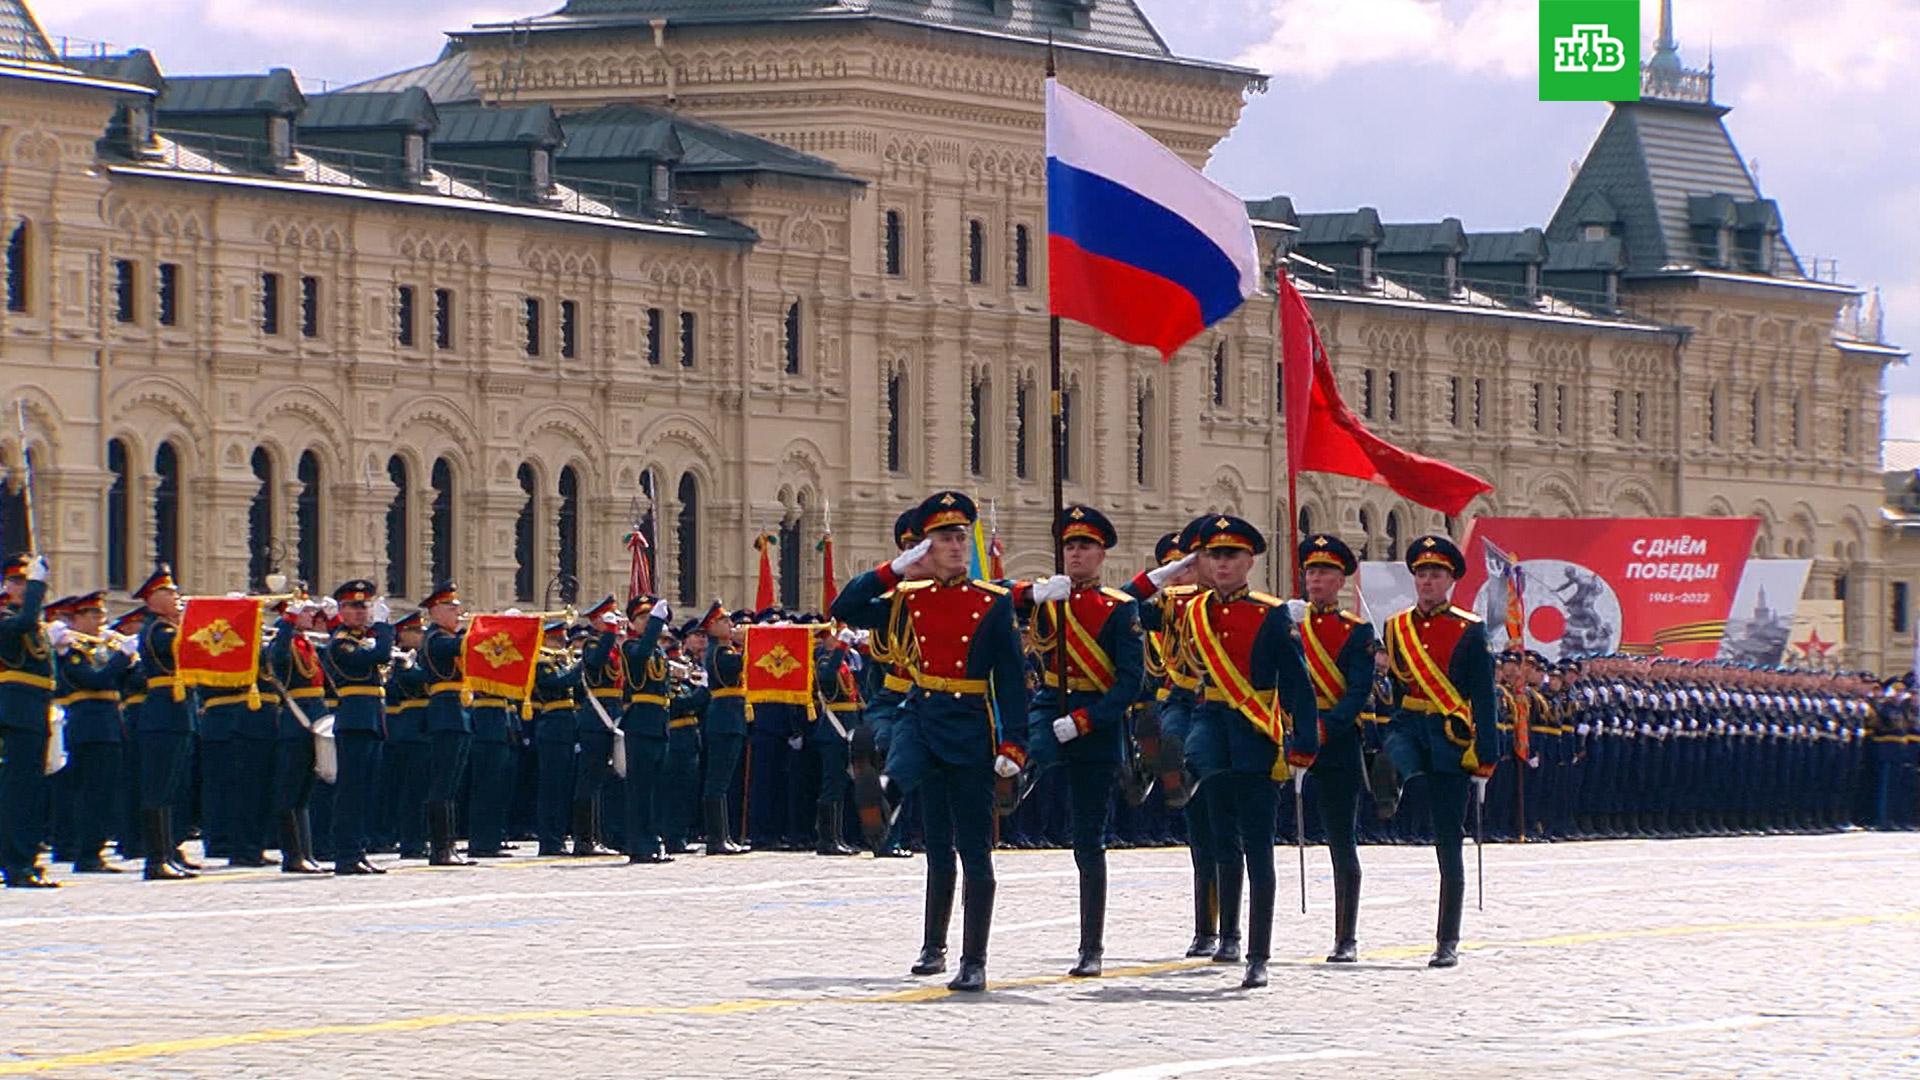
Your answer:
[1542,237,1625,273]
[340,47,480,104]
[519,0,1173,60]
[432,102,564,147]
[573,105,857,182]
[157,69,304,115]
[1294,209,1383,247]
[1244,195,1297,226]
[554,104,683,162]
[0,0,53,64]
[1463,229,1547,265]
[1378,219,1466,256]
[303,88,437,132]
[68,49,165,92]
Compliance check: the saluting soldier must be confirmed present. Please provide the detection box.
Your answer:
[619,594,676,863]
[47,589,136,878]
[700,602,752,855]
[132,565,198,880]
[264,593,329,872]
[833,490,1028,993]
[418,582,474,866]
[1014,505,1145,978]
[1373,536,1496,968]
[1180,517,1318,990]
[320,580,393,875]
[0,554,58,888]
[1296,534,1376,963]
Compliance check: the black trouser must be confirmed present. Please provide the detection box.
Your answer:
[1065,761,1116,877]
[331,731,383,865]
[427,731,470,805]
[272,734,316,813]
[1426,771,1470,921]
[227,737,277,858]
[138,731,191,812]
[0,726,50,875]
[536,739,574,849]
[65,741,123,865]
[387,741,431,854]
[1312,766,1363,885]
[467,739,513,854]
[1208,771,1278,959]
[624,736,668,856]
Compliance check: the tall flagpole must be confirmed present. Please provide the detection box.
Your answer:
[1047,45,1069,715]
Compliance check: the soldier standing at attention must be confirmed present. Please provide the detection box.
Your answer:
[265,594,330,873]
[1015,505,1145,978]
[320,580,394,876]
[1179,517,1318,990]
[0,553,58,887]
[49,591,137,875]
[418,583,473,867]
[700,602,752,855]
[833,491,1027,992]
[619,595,677,863]
[1372,536,1497,968]
[131,566,198,881]
[1296,534,1376,963]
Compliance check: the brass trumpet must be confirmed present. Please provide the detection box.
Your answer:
[60,628,134,649]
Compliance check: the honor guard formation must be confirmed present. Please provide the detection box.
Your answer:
[1,506,1916,995]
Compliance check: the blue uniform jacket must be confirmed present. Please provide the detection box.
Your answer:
[134,614,195,735]
[55,643,130,744]
[420,624,470,735]
[703,640,748,739]
[620,617,671,741]
[322,622,394,736]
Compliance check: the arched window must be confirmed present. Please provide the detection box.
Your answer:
[1211,342,1227,406]
[883,210,903,277]
[1749,389,1762,446]
[675,472,700,606]
[1356,508,1373,561]
[0,446,30,555]
[638,468,659,559]
[429,457,455,586]
[5,220,28,313]
[106,439,130,590]
[967,219,985,285]
[885,367,905,474]
[514,463,537,603]
[385,455,409,597]
[1013,224,1031,288]
[153,441,181,571]
[1014,376,1031,481]
[296,451,321,585]
[1790,392,1805,449]
[556,465,580,603]
[778,513,801,610]
[1298,506,1314,536]
[1385,509,1403,562]
[247,447,275,590]
[967,374,987,478]
[783,301,802,375]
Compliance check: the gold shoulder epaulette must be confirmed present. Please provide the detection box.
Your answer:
[1163,584,1199,597]
[1448,605,1484,623]
[1248,590,1284,607]
[1341,610,1368,626]
[1100,586,1134,603]
[971,579,1009,597]
[896,580,934,594]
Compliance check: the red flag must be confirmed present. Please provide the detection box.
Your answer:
[175,597,266,705]
[625,529,653,602]
[1279,270,1493,516]
[743,624,816,706]
[754,534,776,611]
[461,614,542,703]
[818,530,839,613]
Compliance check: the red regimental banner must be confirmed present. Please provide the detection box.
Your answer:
[1455,517,1759,661]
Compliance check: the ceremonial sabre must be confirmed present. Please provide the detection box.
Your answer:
[1475,778,1486,911]
[14,400,36,551]
[1294,774,1307,914]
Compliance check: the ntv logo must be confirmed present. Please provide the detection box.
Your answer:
[1553,24,1628,74]
[1539,0,1641,101]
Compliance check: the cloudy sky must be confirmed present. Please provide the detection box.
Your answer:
[32,0,1918,443]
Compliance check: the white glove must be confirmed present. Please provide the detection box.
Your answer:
[371,598,391,624]
[1528,755,1540,768]
[1471,776,1489,801]
[46,621,69,648]
[320,597,339,618]
[25,555,49,583]
[889,537,933,577]
[1285,599,1309,625]
[284,599,309,618]
[1052,715,1079,743]
[503,607,522,617]
[787,735,804,751]
[1146,551,1197,590]
[993,754,1021,779]
[650,598,671,622]
[118,633,141,658]
[600,610,624,629]
[837,628,859,645]
[1030,575,1072,604]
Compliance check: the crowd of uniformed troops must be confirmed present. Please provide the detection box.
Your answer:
[0,497,1916,992]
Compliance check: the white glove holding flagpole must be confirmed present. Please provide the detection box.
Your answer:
[1285,599,1309,626]
[1030,575,1072,604]
[1146,551,1197,590]
[890,537,933,577]
[1052,716,1079,743]
[371,597,391,624]
[25,555,49,583]
[993,754,1021,779]
[650,598,671,622]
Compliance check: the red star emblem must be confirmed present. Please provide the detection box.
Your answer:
[1794,627,1835,658]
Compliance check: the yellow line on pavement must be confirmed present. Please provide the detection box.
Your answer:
[3,910,1915,1075]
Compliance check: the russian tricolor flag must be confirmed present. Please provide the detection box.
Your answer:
[1046,78,1260,360]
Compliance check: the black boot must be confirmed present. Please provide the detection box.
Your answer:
[142,811,190,881]
[570,799,610,856]
[703,798,748,855]
[1369,753,1402,820]
[429,802,475,866]
[1186,871,1219,957]
[1211,863,1243,964]
[1429,867,1464,968]
[1327,868,1360,963]
[911,862,957,975]
[295,810,329,873]
[947,876,995,993]
[280,811,323,874]
[1241,876,1273,989]
[815,804,857,856]
[1069,862,1106,977]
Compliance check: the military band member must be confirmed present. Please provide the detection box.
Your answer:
[517,618,575,857]
[109,606,150,863]
[466,621,526,860]
[833,490,1027,993]
[619,595,677,863]
[1296,534,1376,963]
[132,565,198,880]
[1017,505,1145,978]
[701,601,752,855]
[662,620,708,854]
[1180,517,1318,990]
[321,579,394,875]
[264,594,329,873]
[219,602,281,868]
[849,509,926,859]
[810,631,862,856]
[47,588,135,879]
[1374,535,1496,968]
[384,610,431,859]
[419,582,474,866]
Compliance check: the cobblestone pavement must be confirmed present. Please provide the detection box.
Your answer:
[2,831,1917,1079]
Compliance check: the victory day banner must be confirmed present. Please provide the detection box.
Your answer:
[743,625,816,707]
[175,597,265,694]
[460,614,542,702]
